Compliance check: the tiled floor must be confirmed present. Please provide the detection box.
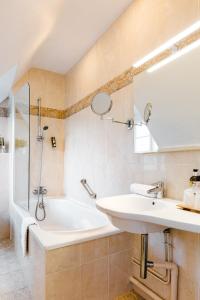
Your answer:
[0,239,31,300]
[116,291,144,300]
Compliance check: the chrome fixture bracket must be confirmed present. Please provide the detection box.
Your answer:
[112,118,134,130]
[101,116,134,130]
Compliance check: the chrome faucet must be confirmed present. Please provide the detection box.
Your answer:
[33,186,48,196]
[147,181,164,199]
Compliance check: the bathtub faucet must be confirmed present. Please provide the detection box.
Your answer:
[33,186,48,196]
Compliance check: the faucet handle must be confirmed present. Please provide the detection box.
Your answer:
[147,181,165,199]
[151,181,164,187]
[32,188,38,195]
[42,188,47,195]
[32,186,48,195]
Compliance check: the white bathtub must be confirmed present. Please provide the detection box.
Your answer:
[13,197,119,250]
[32,197,109,233]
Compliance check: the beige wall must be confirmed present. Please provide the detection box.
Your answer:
[63,1,200,299]
[14,68,66,109]
[64,83,200,299]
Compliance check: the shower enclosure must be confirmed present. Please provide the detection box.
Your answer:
[13,83,30,210]
[33,98,48,221]
[13,85,48,221]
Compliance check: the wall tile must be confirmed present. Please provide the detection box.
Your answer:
[81,256,109,300]
[46,244,81,274]
[81,237,109,264]
[46,266,82,300]
[109,250,133,300]
[109,233,134,254]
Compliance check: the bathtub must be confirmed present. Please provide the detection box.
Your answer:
[12,197,119,250]
[32,197,110,232]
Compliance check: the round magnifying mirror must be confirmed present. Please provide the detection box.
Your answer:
[144,102,152,124]
[91,92,112,116]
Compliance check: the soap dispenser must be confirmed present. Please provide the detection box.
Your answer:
[183,169,200,208]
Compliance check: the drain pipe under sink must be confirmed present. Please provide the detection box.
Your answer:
[129,232,178,300]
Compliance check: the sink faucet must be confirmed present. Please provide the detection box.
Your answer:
[147,181,164,199]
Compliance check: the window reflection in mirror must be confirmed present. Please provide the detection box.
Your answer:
[133,44,200,153]
[134,106,158,153]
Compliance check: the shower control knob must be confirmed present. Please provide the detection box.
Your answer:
[42,188,47,195]
[32,186,48,195]
[32,188,39,195]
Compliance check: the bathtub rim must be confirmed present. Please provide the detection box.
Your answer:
[30,196,111,233]
[11,200,120,250]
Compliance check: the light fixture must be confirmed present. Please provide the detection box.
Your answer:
[133,20,200,68]
[147,38,200,72]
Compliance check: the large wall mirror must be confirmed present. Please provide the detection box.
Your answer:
[133,44,200,153]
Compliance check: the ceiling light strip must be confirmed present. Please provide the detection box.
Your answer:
[133,20,200,68]
[147,38,200,73]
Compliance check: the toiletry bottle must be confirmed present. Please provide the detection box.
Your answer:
[193,170,200,209]
[183,169,200,208]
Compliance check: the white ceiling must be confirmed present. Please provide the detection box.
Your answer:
[0,0,132,81]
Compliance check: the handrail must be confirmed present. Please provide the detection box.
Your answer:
[80,179,97,199]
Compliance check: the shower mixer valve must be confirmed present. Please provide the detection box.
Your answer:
[33,186,48,196]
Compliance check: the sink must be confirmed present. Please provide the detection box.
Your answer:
[97,193,200,234]
[96,194,172,234]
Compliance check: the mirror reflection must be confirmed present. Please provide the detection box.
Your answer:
[133,43,200,153]
[91,92,112,116]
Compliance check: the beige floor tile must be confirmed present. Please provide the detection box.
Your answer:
[0,239,30,298]
[0,241,14,257]
[0,288,32,300]
[0,253,21,275]
[0,270,27,295]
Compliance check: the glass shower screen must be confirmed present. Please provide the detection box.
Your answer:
[14,83,30,210]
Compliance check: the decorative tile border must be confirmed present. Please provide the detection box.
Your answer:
[64,29,200,119]
[64,67,134,118]
[30,105,64,119]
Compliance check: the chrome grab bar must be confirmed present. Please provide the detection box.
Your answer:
[80,179,97,199]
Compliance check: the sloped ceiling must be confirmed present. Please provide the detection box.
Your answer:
[0,0,132,81]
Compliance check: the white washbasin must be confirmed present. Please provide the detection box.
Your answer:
[96,194,200,234]
[96,194,168,233]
